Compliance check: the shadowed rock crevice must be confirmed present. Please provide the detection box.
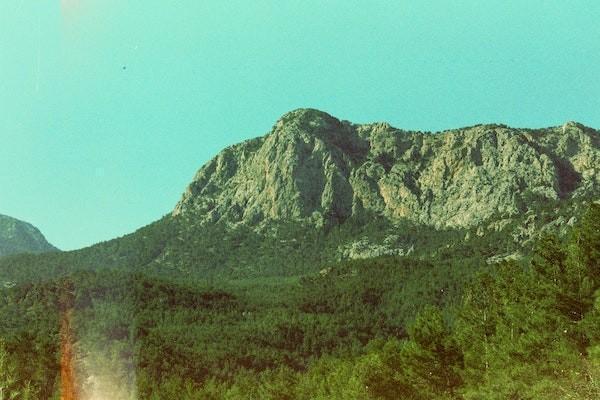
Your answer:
[554,158,582,198]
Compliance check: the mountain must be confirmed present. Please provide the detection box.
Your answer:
[0,214,57,257]
[0,109,598,283]
[171,109,598,260]
[175,109,598,229]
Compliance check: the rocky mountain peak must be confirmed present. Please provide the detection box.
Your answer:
[173,109,359,226]
[562,121,585,132]
[173,110,599,230]
[274,108,342,135]
[270,108,367,161]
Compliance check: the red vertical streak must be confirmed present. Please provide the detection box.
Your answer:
[60,309,77,400]
[59,280,78,400]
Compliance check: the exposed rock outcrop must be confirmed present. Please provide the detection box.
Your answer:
[174,109,599,232]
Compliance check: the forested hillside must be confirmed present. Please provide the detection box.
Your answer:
[0,204,598,399]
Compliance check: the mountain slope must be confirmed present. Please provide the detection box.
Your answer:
[0,214,57,257]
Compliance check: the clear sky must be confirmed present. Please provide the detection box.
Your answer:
[1,1,598,250]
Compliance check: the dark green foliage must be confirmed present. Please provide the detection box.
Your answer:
[0,204,598,399]
[454,204,600,399]
[0,282,60,399]
[0,207,507,285]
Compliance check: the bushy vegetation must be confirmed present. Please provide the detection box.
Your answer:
[0,204,598,399]
[0,207,510,285]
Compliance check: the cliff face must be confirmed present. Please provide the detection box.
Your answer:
[173,109,599,230]
[0,214,57,257]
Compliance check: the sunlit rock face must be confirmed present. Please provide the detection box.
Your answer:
[174,109,600,229]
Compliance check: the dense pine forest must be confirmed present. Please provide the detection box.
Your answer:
[0,204,598,399]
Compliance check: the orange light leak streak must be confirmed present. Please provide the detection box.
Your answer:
[60,309,78,400]
[59,280,78,400]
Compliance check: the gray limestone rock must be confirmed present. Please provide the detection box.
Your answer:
[173,109,599,233]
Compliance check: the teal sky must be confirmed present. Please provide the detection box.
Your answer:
[1,1,599,250]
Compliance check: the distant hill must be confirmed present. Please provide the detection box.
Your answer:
[0,214,57,257]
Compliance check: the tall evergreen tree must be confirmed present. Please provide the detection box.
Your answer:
[0,340,19,400]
